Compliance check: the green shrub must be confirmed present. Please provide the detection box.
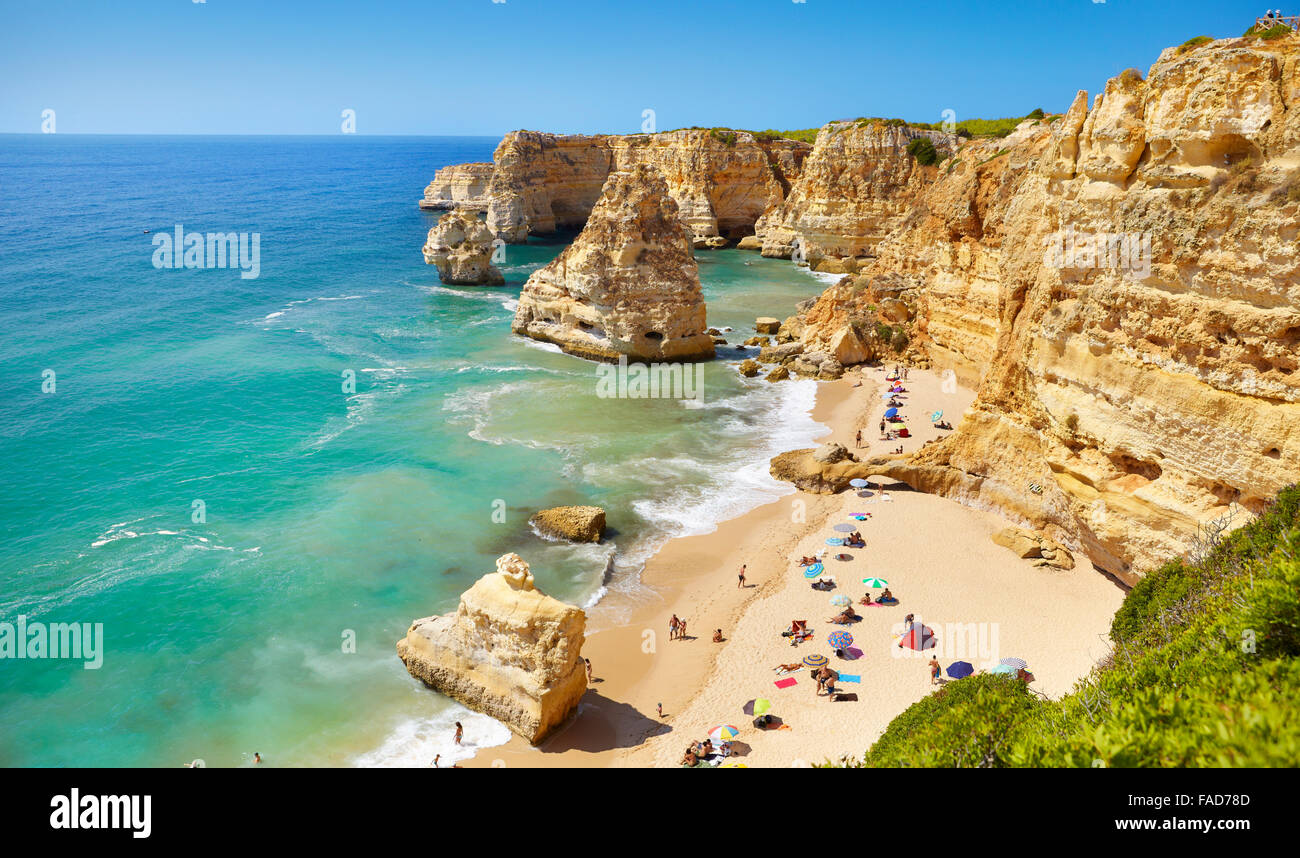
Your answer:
[843,484,1300,768]
[1179,35,1214,53]
[890,329,910,352]
[1026,108,1045,120]
[906,136,939,166]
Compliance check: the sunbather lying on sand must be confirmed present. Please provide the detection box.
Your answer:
[828,609,858,624]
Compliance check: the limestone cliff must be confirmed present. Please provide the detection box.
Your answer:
[396,553,586,744]
[426,129,810,244]
[754,122,955,269]
[422,209,504,286]
[786,36,1300,583]
[420,162,494,211]
[511,164,715,362]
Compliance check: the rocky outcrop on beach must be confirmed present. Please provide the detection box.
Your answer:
[421,210,504,285]
[429,129,811,244]
[992,526,1075,570]
[396,553,587,744]
[529,505,606,543]
[779,36,1300,582]
[420,162,494,211]
[511,165,715,362]
[769,445,876,493]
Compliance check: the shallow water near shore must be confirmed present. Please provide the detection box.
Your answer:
[0,135,829,766]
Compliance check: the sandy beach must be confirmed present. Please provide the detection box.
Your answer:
[463,364,1127,768]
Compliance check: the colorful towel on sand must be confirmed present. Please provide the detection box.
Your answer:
[838,675,861,683]
[774,678,797,689]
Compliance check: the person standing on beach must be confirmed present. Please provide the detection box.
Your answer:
[585,658,594,682]
[669,614,680,640]
[454,722,463,745]
[431,754,441,768]
[855,429,862,448]
[929,657,942,686]
[738,564,746,588]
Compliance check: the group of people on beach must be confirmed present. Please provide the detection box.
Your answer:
[669,614,688,640]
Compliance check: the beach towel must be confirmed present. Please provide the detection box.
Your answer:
[837,674,861,683]
[774,678,797,689]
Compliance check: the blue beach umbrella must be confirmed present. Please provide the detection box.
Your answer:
[884,407,899,418]
[990,664,1017,677]
[828,631,854,649]
[802,562,825,579]
[849,478,870,488]
[946,661,974,679]
[931,410,943,422]
[826,537,844,546]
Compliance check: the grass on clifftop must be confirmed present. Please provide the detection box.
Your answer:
[843,484,1300,768]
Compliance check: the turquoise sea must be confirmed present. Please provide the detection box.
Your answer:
[0,135,831,767]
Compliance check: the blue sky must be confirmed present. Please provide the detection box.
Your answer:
[0,0,1274,135]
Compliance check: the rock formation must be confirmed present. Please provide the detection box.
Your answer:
[529,506,606,543]
[425,129,810,244]
[422,210,504,285]
[753,122,955,268]
[420,162,494,211]
[775,36,1300,583]
[511,165,715,362]
[396,553,586,744]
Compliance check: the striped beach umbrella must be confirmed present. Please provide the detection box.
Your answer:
[861,577,888,588]
[802,562,825,579]
[1000,657,1028,670]
[825,537,844,546]
[828,631,854,649]
[709,725,742,742]
[802,654,828,668]
[931,410,943,422]
[829,594,851,607]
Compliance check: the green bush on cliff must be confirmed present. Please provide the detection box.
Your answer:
[844,484,1300,768]
[906,137,939,166]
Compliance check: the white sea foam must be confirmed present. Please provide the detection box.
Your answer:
[352,706,512,768]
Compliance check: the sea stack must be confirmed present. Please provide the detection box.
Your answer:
[422,209,505,285]
[510,164,715,362]
[396,553,587,744]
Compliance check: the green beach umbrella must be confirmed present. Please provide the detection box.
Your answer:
[752,698,771,716]
[862,577,888,588]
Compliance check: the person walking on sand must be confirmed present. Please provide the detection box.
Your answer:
[855,429,862,448]
[930,656,942,686]
[431,754,441,768]
[454,722,463,745]
[669,614,680,640]
[585,658,593,682]
[679,618,688,639]
[738,564,746,588]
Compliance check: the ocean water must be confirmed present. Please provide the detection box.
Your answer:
[0,135,829,767]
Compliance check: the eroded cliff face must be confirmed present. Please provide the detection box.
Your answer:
[792,37,1300,583]
[754,122,955,268]
[421,162,494,211]
[397,554,586,744]
[425,129,810,243]
[511,164,715,362]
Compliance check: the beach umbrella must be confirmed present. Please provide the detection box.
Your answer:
[710,725,742,742]
[884,407,899,418]
[802,654,828,668]
[828,631,854,649]
[861,577,888,588]
[1000,657,1028,670]
[849,478,870,488]
[825,537,844,546]
[829,594,851,607]
[802,562,825,579]
[742,698,771,716]
[990,663,1017,677]
[879,392,894,400]
[897,625,936,651]
[832,523,856,533]
[720,761,749,768]
[946,661,975,679]
[931,410,943,422]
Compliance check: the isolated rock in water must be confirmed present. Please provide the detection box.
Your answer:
[511,164,715,362]
[397,553,587,744]
[422,210,504,285]
[736,235,763,250]
[765,365,791,382]
[530,506,606,543]
[738,358,760,377]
